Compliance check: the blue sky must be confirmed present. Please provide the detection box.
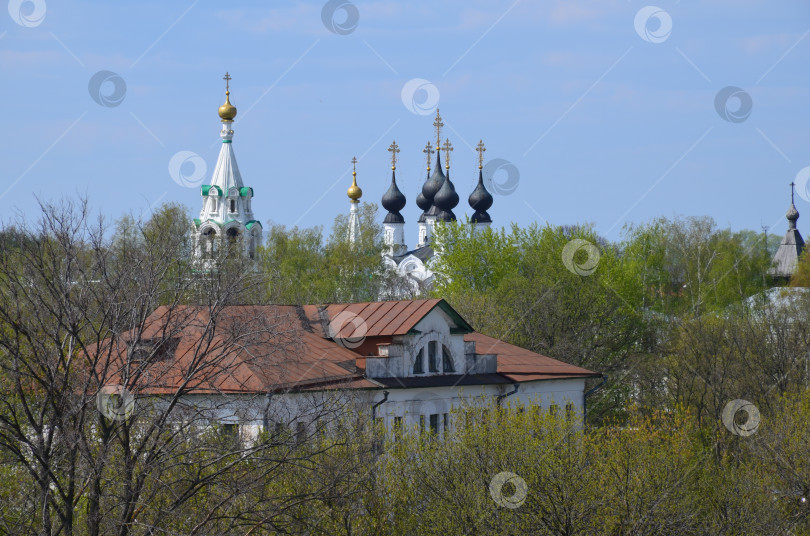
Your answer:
[1,0,809,245]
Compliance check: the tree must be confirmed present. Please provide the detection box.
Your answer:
[0,198,372,535]
[261,202,413,304]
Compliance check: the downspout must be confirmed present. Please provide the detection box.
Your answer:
[583,374,607,425]
[263,393,273,431]
[496,383,519,406]
[371,391,389,422]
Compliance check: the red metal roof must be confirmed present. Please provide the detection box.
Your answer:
[96,301,598,395]
[464,332,600,377]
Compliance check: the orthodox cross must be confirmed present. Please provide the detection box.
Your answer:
[351,156,357,174]
[791,181,796,205]
[388,141,400,170]
[433,109,444,150]
[476,140,486,169]
[423,141,434,172]
[223,72,231,93]
[442,138,453,170]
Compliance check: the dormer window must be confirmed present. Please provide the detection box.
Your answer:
[413,341,455,375]
[442,346,455,372]
[428,341,438,372]
[413,348,424,374]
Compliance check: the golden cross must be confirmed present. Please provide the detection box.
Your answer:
[442,138,453,170]
[223,72,231,93]
[388,141,400,170]
[423,141,434,171]
[351,156,357,174]
[476,140,486,169]
[433,109,444,150]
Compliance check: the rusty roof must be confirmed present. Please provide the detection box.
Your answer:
[465,332,600,377]
[97,300,597,395]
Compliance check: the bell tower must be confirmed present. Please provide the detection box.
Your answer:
[192,73,263,265]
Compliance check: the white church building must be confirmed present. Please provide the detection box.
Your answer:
[366,110,496,291]
[191,73,262,268]
[102,75,602,437]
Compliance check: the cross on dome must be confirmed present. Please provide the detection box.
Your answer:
[423,141,434,172]
[433,109,444,150]
[442,138,453,170]
[388,141,400,170]
[476,140,486,169]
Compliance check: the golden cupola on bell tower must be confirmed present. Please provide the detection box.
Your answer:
[218,72,237,122]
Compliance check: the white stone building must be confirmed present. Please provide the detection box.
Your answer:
[103,299,601,440]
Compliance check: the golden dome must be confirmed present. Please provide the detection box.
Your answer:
[218,91,237,121]
[347,171,362,201]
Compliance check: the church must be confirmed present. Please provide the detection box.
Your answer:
[106,75,602,438]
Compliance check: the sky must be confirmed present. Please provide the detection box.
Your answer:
[1,0,810,246]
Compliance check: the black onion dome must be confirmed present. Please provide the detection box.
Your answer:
[469,169,493,212]
[416,191,431,212]
[433,169,459,211]
[436,209,457,222]
[421,152,446,203]
[382,170,406,224]
[470,168,493,223]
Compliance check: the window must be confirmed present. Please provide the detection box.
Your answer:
[229,199,236,213]
[419,415,426,434]
[428,341,438,372]
[565,402,575,420]
[226,228,240,256]
[248,233,257,260]
[210,196,218,212]
[443,413,450,435]
[413,348,424,374]
[202,228,216,258]
[442,345,455,372]
[429,414,439,436]
[393,416,403,440]
[549,404,559,416]
[296,422,306,444]
[220,423,238,441]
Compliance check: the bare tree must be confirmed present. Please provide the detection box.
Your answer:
[0,199,375,535]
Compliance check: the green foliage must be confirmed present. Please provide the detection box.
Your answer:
[260,202,412,304]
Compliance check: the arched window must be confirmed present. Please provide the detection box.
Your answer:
[226,228,240,256]
[442,345,454,373]
[229,199,236,213]
[413,348,424,374]
[210,195,218,213]
[248,233,257,259]
[201,228,216,258]
[428,341,438,372]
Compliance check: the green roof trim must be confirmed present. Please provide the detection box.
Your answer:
[222,140,232,143]
[239,187,253,197]
[246,220,263,230]
[405,300,474,335]
[192,218,201,228]
[434,300,475,334]
[201,185,223,197]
